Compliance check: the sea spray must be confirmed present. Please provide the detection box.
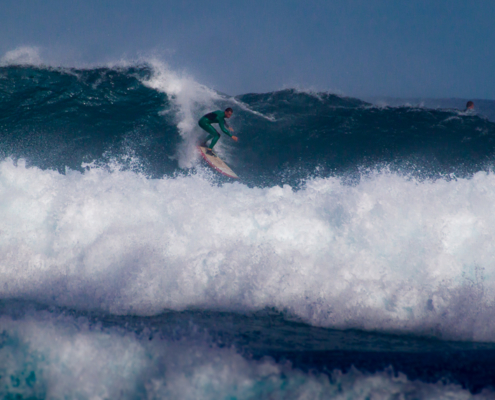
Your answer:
[1,159,495,342]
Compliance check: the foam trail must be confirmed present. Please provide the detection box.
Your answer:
[1,314,492,399]
[230,96,277,121]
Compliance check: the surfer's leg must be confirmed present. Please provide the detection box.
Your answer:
[208,131,221,149]
[199,119,220,149]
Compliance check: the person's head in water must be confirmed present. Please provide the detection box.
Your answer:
[225,107,233,118]
[466,101,474,110]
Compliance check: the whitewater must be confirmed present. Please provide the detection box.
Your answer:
[2,54,495,398]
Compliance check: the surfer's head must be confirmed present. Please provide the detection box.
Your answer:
[466,101,474,110]
[225,108,233,118]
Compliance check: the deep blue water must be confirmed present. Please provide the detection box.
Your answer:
[2,65,495,184]
[1,64,495,399]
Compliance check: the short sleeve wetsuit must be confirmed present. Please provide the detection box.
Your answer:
[198,110,232,150]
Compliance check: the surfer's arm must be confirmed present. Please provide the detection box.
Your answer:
[218,118,232,137]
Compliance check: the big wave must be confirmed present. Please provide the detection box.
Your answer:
[1,63,495,186]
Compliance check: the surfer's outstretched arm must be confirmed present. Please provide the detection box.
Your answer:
[218,118,232,137]
[221,120,237,141]
[216,119,237,141]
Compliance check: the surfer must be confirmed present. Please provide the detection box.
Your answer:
[465,101,475,111]
[199,108,238,155]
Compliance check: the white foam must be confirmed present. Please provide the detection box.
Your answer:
[0,315,148,399]
[1,315,492,399]
[1,46,43,66]
[140,59,224,168]
[140,59,275,167]
[2,159,495,341]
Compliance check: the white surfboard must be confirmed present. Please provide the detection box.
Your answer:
[198,146,239,179]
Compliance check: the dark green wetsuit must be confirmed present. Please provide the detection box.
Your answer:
[198,110,232,149]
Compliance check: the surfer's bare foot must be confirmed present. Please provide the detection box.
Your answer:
[206,149,215,156]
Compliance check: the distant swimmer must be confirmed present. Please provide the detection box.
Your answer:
[465,101,475,111]
[199,107,238,155]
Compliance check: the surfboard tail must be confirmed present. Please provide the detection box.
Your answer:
[197,146,239,179]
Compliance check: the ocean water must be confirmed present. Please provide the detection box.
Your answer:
[1,59,495,399]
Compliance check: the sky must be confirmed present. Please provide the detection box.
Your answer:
[0,0,494,99]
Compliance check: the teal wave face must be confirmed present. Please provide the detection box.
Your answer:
[1,66,495,185]
[0,65,180,175]
[235,90,495,184]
